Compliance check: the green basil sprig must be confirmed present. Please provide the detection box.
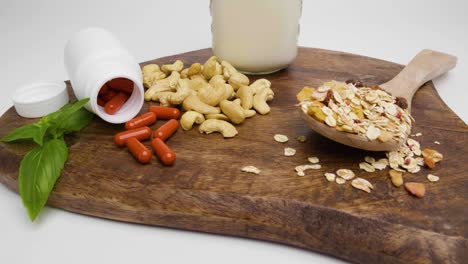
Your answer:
[1,98,94,221]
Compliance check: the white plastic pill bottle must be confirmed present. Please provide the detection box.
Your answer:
[64,27,144,124]
[210,0,302,74]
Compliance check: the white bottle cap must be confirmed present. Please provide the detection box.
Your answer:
[12,81,69,118]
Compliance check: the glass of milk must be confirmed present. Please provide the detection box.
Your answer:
[210,0,302,74]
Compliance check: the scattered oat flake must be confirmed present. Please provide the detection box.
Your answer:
[427,174,440,182]
[336,169,355,180]
[295,164,321,176]
[274,134,289,143]
[364,156,375,164]
[324,173,336,182]
[359,162,375,172]
[351,178,373,193]
[434,141,440,145]
[366,125,381,141]
[372,159,388,170]
[336,177,346,184]
[284,147,296,156]
[415,132,422,137]
[241,166,261,175]
[307,157,319,164]
[297,135,307,143]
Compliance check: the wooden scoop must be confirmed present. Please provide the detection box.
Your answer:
[300,49,457,151]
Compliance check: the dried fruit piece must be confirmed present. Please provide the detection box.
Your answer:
[404,182,426,198]
[324,173,336,182]
[422,148,443,169]
[273,134,289,143]
[336,169,355,180]
[351,178,374,193]
[389,169,403,187]
[241,166,261,175]
[427,174,440,182]
[284,147,296,157]
[307,157,319,164]
[296,86,315,101]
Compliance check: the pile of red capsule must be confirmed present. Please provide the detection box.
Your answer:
[98,78,134,115]
[114,106,180,165]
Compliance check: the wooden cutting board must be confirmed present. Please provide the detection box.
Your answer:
[0,48,467,263]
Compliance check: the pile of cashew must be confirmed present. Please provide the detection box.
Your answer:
[141,56,274,138]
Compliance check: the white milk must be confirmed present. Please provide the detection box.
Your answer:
[210,0,302,74]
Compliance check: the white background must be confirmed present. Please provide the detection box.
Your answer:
[1,1,467,263]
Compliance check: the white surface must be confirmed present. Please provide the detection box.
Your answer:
[1,1,467,264]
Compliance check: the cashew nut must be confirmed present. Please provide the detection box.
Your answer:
[142,64,166,88]
[205,113,230,122]
[161,60,184,74]
[152,71,180,91]
[144,84,172,101]
[244,109,256,118]
[223,84,235,100]
[198,85,225,107]
[221,60,236,79]
[253,87,274,115]
[250,78,271,94]
[167,79,192,105]
[199,119,238,138]
[221,61,249,90]
[180,111,205,130]
[219,100,245,124]
[190,74,206,81]
[180,68,189,79]
[188,63,203,77]
[182,94,220,114]
[153,91,174,107]
[202,56,222,80]
[188,78,209,92]
[233,98,241,105]
[236,85,254,109]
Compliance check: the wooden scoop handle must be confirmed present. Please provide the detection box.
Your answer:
[379,49,457,109]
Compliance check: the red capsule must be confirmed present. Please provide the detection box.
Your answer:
[149,106,180,120]
[99,83,110,96]
[153,119,179,141]
[100,89,117,102]
[126,137,152,164]
[108,78,134,94]
[105,92,129,115]
[97,97,106,107]
[125,112,157,130]
[151,138,176,165]
[114,126,152,147]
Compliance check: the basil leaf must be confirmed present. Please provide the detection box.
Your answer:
[19,138,68,221]
[44,98,91,137]
[1,123,49,146]
[53,108,94,135]
[43,98,89,124]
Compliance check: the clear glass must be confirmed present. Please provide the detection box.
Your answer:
[210,0,302,75]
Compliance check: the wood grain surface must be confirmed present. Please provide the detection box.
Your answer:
[1,48,467,263]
